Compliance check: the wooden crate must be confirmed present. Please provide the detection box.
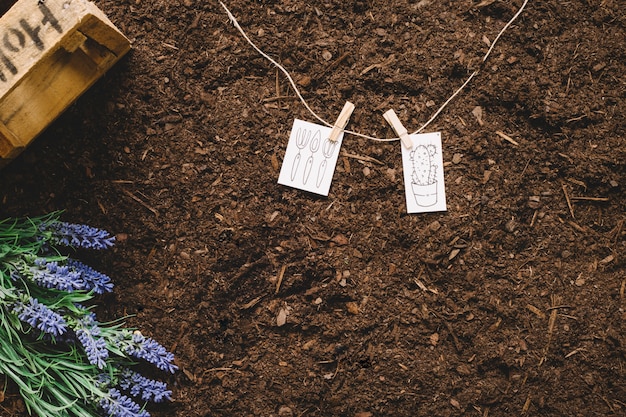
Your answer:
[0,0,130,166]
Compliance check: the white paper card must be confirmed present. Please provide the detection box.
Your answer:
[401,132,447,213]
[278,119,343,196]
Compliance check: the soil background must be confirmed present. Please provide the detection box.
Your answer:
[1,0,625,416]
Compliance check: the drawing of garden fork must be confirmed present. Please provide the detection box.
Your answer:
[290,128,311,181]
[316,136,338,187]
[302,130,321,185]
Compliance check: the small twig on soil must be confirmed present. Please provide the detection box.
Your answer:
[495,130,519,146]
[521,395,532,415]
[240,294,265,310]
[519,158,532,180]
[97,199,107,215]
[275,69,281,106]
[560,181,575,219]
[162,42,179,50]
[122,189,159,217]
[314,51,351,81]
[614,399,626,409]
[202,367,241,373]
[474,0,497,8]
[557,152,574,164]
[564,347,585,359]
[414,278,438,295]
[610,219,624,249]
[340,151,383,165]
[526,304,546,319]
[263,96,298,103]
[566,114,587,123]
[231,256,268,285]
[568,220,586,233]
[540,295,563,367]
[571,196,610,202]
[360,54,396,76]
[567,177,587,189]
[599,396,616,413]
[530,210,538,227]
[545,305,573,311]
[548,309,557,337]
[275,264,287,294]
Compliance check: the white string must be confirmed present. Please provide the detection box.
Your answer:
[483,0,530,64]
[219,0,529,142]
[219,1,333,129]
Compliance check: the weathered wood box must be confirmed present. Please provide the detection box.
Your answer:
[0,0,130,166]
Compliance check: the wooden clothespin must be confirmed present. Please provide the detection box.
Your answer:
[328,101,355,142]
[383,109,413,149]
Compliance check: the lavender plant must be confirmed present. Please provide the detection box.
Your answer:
[0,212,176,417]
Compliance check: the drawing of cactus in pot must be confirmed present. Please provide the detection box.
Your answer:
[410,144,438,207]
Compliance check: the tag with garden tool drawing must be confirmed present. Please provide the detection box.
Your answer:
[278,119,344,196]
[278,102,354,196]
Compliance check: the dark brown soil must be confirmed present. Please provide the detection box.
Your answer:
[1,1,625,416]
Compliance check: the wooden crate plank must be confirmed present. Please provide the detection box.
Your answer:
[0,0,130,164]
[77,4,131,57]
[0,121,22,160]
[1,46,101,142]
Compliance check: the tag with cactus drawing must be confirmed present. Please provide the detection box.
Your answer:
[401,132,447,213]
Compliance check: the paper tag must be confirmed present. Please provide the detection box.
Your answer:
[278,119,344,196]
[401,132,447,213]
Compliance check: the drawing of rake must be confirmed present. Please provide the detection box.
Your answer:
[316,137,338,188]
[290,128,311,181]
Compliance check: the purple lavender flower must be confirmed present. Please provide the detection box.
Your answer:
[125,331,178,374]
[41,221,115,250]
[12,297,67,337]
[97,373,112,388]
[67,259,114,294]
[75,315,109,369]
[118,368,172,403]
[99,388,150,417]
[27,258,85,292]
